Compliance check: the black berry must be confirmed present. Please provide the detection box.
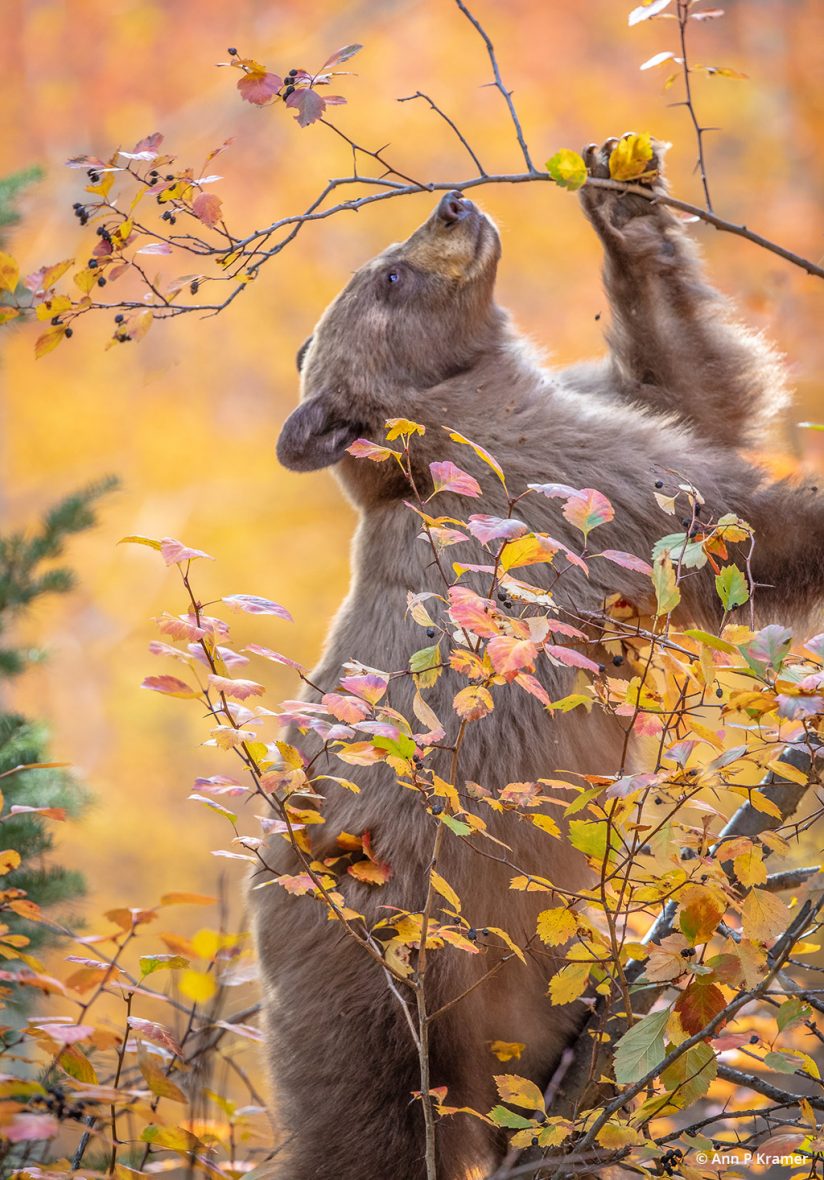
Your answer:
[288,68,298,76]
[612,654,624,666]
[598,663,606,673]
[50,315,60,326]
[64,327,73,338]
[190,280,199,295]
[88,259,97,268]
[426,628,435,638]
[284,84,296,98]
[655,479,664,489]
[114,314,124,323]
[228,47,238,55]
[97,276,106,287]
[162,210,172,221]
[715,686,723,698]
[749,1034,759,1044]
[467,928,477,941]
[165,174,174,181]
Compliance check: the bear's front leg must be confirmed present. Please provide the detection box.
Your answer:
[579,134,787,449]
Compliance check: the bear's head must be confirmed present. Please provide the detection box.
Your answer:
[277,191,503,473]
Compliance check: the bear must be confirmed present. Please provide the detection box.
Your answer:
[252,137,824,1180]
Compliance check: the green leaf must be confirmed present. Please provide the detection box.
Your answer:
[140,953,190,978]
[715,564,749,611]
[775,996,810,1034]
[488,1105,535,1129]
[409,643,442,689]
[546,149,587,191]
[661,1041,717,1109]
[373,733,417,761]
[682,629,737,654]
[614,1006,671,1084]
[568,818,608,860]
[441,814,472,837]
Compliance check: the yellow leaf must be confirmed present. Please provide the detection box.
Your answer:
[490,1040,526,1062]
[494,1073,545,1112]
[385,417,425,440]
[742,888,791,943]
[652,554,681,616]
[733,846,767,887]
[34,325,66,359]
[453,684,494,721]
[139,1052,187,1102]
[536,907,578,947]
[0,850,21,875]
[191,928,222,959]
[0,307,20,325]
[179,968,217,1003]
[530,813,561,839]
[35,295,72,321]
[431,871,461,912]
[596,1121,644,1148]
[768,758,809,787]
[499,534,558,572]
[749,790,783,820]
[546,149,588,191]
[548,962,590,1005]
[485,926,526,963]
[74,267,96,294]
[0,251,19,293]
[609,132,654,181]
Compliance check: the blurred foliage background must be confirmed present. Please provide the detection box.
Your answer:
[0,0,821,925]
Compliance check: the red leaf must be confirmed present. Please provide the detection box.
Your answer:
[544,644,601,674]
[142,675,199,699]
[675,982,727,1035]
[487,636,539,677]
[237,70,283,105]
[598,550,653,575]
[192,192,223,228]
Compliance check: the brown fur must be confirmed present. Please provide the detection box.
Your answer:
[254,148,824,1179]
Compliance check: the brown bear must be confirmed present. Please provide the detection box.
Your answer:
[253,138,823,1180]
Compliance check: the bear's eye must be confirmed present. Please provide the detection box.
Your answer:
[386,270,400,284]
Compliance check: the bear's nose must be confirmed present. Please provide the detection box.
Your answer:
[437,191,475,226]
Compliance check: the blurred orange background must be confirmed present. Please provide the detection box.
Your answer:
[0,0,822,923]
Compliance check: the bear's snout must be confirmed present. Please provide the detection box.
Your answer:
[436,190,476,227]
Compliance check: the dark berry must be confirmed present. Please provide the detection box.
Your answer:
[715,686,723,698]
[594,312,601,321]
[497,590,507,602]
[72,201,82,209]
[531,1137,539,1147]
[96,226,105,236]
[114,313,124,323]
[655,479,664,489]
[97,276,106,287]
[426,628,435,638]
[467,928,477,941]
[162,210,172,221]
[503,600,512,610]
[749,1033,759,1044]
[679,947,695,958]
[654,796,663,805]
[165,174,174,181]
[430,799,444,815]
[612,654,624,666]
[482,927,489,936]
[598,663,606,673]
[50,315,61,326]
[64,327,73,338]
[190,280,199,295]
[88,259,97,268]
[288,68,298,76]
[228,47,238,55]
[681,518,691,528]
[169,215,176,224]
[284,84,296,98]
[90,172,100,183]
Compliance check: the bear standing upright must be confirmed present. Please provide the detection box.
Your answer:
[253,138,824,1180]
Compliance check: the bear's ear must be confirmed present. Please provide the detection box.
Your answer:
[296,336,313,373]
[276,397,361,472]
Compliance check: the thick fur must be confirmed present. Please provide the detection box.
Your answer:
[253,148,823,1180]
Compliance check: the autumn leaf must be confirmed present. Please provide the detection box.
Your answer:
[536,907,577,947]
[286,88,327,127]
[431,871,461,912]
[142,675,199,700]
[490,1041,526,1062]
[652,554,681,616]
[237,67,283,105]
[430,460,481,498]
[0,850,22,875]
[674,981,727,1035]
[179,968,217,1003]
[159,537,214,566]
[548,962,591,1006]
[321,43,363,69]
[628,0,672,24]
[741,888,791,943]
[192,192,223,227]
[609,132,654,181]
[547,149,587,191]
[0,251,20,293]
[207,674,265,700]
[223,593,292,619]
[494,1073,546,1112]
[347,438,395,462]
[453,684,494,721]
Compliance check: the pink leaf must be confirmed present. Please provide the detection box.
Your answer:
[321,43,363,69]
[514,673,552,706]
[544,645,602,674]
[467,515,528,544]
[237,70,283,105]
[223,594,292,620]
[598,549,652,575]
[448,586,502,639]
[430,461,482,498]
[9,805,66,821]
[339,673,388,705]
[7,1113,60,1142]
[286,88,326,127]
[160,537,214,566]
[142,675,199,699]
[323,693,372,723]
[244,644,306,673]
[136,241,173,255]
[530,485,614,539]
[207,675,265,701]
[346,438,395,462]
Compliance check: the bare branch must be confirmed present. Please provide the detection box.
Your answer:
[398,91,487,176]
